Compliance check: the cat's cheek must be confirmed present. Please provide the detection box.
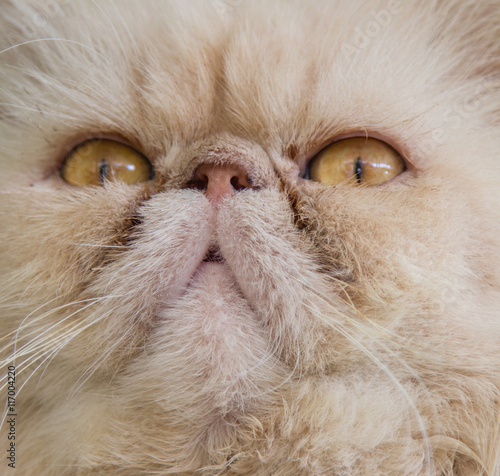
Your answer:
[216,189,315,317]
[57,190,217,367]
[0,183,146,292]
[87,190,215,306]
[214,189,353,372]
[292,182,480,340]
[0,186,214,376]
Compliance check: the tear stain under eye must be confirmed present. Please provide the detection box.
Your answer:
[282,181,308,231]
[75,189,164,310]
[112,189,153,248]
[87,189,154,279]
[279,179,356,284]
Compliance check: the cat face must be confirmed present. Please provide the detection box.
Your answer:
[1,1,500,474]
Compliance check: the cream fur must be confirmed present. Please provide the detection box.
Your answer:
[1,0,500,474]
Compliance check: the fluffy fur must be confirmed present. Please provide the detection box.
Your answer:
[1,0,500,474]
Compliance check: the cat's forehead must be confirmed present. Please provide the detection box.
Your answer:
[81,0,439,147]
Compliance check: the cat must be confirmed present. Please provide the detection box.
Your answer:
[1,0,500,474]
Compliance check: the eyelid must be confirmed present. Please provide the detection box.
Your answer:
[57,133,147,171]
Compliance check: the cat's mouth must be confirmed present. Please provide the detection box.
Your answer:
[202,245,225,263]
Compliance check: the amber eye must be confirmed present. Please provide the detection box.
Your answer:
[61,139,154,187]
[307,137,405,186]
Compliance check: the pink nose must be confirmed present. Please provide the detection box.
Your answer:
[191,164,252,202]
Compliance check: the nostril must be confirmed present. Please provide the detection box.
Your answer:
[230,175,247,191]
[188,163,253,202]
[188,174,208,191]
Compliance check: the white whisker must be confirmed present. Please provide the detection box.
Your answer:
[0,38,108,61]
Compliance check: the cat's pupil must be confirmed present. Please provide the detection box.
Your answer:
[98,159,108,183]
[355,157,362,184]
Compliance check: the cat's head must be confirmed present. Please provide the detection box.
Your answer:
[1,1,500,474]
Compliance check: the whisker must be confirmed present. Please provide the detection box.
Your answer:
[0,316,101,428]
[35,312,116,389]
[70,243,128,249]
[0,304,116,430]
[0,38,109,61]
[69,319,138,397]
[309,302,434,474]
[12,297,109,358]
[0,294,76,345]
[89,0,129,61]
